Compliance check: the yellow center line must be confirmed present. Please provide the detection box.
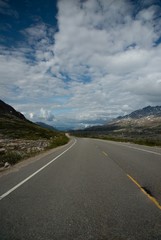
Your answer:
[102,151,108,156]
[127,174,161,211]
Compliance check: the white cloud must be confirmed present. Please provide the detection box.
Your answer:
[53,0,161,115]
[29,112,34,119]
[0,0,18,17]
[1,0,161,129]
[39,108,55,121]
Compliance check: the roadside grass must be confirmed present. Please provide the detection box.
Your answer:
[71,132,161,147]
[0,135,69,167]
[70,119,161,147]
[0,115,69,166]
[99,135,161,147]
[0,151,23,166]
[48,135,69,148]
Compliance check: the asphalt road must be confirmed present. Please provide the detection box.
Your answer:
[1,137,161,240]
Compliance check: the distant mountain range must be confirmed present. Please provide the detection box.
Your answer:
[82,105,161,130]
[108,106,161,131]
[72,105,161,146]
[117,106,161,120]
[36,122,57,131]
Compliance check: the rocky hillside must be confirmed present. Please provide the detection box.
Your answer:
[109,106,161,130]
[72,106,161,146]
[117,106,161,120]
[0,100,68,167]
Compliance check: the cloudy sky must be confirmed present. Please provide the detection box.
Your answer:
[1,0,161,129]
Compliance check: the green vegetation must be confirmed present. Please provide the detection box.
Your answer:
[0,114,69,167]
[95,135,161,147]
[0,151,23,166]
[0,114,58,140]
[72,132,161,147]
[48,135,69,148]
[0,114,69,141]
[71,128,161,147]
[0,134,69,167]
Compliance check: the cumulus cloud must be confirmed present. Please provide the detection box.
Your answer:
[52,0,161,120]
[1,0,161,129]
[39,108,55,121]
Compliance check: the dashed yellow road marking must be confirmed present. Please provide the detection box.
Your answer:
[127,174,161,211]
[102,151,108,156]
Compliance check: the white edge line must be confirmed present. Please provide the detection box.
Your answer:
[93,138,161,156]
[119,144,161,156]
[0,139,77,201]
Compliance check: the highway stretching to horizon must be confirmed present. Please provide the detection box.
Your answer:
[1,137,161,239]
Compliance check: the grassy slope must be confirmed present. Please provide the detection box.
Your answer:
[0,114,69,166]
[71,120,161,147]
[0,115,56,139]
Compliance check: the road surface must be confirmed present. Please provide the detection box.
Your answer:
[1,137,161,240]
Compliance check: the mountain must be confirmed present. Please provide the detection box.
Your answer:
[36,122,57,131]
[0,99,26,120]
[110,106,161,129]
[0,100,68,167]
[0,99,65,140]
[71,106,161,146]
[117,106,161,120]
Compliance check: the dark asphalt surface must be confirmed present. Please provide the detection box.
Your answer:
[1,137,161,240]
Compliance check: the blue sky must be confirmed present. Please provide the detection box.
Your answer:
[1,0,161,129]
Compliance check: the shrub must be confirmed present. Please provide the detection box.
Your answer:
[2,151,23,165]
